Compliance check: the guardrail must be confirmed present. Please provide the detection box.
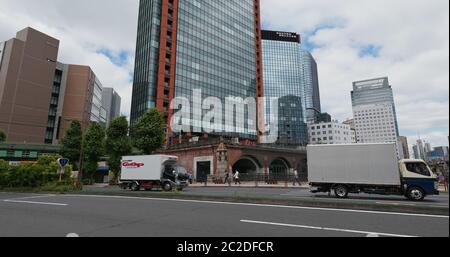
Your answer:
[196,173,308,185]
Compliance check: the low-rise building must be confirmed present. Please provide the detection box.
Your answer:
[308,121,357,145]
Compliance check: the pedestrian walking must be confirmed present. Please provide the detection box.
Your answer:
[188,172,193,184]
[293,169,301,186]
[234,171,241,185]
[438,171,445,185]
[224,170,231,186]
[444,171,449,192]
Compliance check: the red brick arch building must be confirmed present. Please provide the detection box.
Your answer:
[162,141,307,182]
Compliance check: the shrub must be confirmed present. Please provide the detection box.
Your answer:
[40,180,81,193]
[0,155,76,191]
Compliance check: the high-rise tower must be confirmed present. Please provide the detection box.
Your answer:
[131,0,264,141]
[261,30,308,145]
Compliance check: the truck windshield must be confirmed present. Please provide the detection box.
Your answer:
[405,162,431,177]
[175,165,188,175]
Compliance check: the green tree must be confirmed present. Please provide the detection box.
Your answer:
[106,116,132,183]
[132,108,165,155]
[60,121,82,170]
[0,129,6,143]
[83,123,105,181]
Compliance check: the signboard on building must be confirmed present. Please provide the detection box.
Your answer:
[261,30,301,43]
[0,41,5,69]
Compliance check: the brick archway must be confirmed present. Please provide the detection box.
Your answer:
[269,157,292,175]
[232,155,263,174]
[162,143,307,179]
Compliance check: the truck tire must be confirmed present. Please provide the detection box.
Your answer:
[131,182,140,192]
[406,187,425,201]
[334,185,349,199]
[163,182,173,192]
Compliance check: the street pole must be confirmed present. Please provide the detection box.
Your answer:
[78,145,84,184]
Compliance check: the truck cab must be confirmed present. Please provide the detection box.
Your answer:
[399,159,440,201]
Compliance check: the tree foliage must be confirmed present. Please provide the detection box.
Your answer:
[83,122,105,180]
[60,121,82,170]
[106,116,132,182]
[132,108,165,155]
[0,129,6,143]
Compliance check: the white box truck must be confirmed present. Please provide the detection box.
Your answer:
[120,155,189,191]
[308,143,440,201]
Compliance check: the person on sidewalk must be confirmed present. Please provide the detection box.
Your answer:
[293,169,301,186]
[188,172,193,184]
[444,171,449,192]
[234,171,241,185]
[224,170,231,186]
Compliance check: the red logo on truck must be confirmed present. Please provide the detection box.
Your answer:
[122,162,145,168]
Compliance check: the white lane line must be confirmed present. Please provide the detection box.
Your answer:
[65,194,449,219]
[66,233,80,237]
[13,194,57,200]
[240,220,418,238]
[3,200,68,206]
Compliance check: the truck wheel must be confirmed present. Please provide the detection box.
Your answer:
[407,187,425,201]
[334,185,349,199]
[163,182,173,192]
[131,182,140,192]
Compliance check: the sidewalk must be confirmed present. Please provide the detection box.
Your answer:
[189,182,310,189]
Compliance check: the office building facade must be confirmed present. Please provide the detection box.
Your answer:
[0,28,60,144]
[58,65,108,141]
[0,28,115,145]
[413,139,427,160]
[261,30,308,145]
[131,0,264,140]
[300,49,322,124]
[398,136,410,159]
[308,121,356,145]
[352,77,400,144]
[102,87,122,125]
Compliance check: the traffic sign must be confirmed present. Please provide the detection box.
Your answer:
[58,158,70,168]
[57,158,70,181]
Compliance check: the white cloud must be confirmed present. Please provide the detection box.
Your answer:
[0,0,139,118]
[0,0,448,146]
[262,0,449,147]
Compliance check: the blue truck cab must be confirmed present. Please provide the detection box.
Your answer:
[399,159,440,201]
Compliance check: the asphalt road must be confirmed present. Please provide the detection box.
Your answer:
[84,186,450,208]
[0,192,448,237]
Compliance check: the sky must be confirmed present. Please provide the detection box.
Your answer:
[0,0,448,149]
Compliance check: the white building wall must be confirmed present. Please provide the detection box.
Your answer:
[309,121,356,145]
[353,103,398,144]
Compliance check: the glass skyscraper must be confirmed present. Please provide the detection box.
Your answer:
[131,0,263,140]
[262,30,308,145]
[300,49,322,124]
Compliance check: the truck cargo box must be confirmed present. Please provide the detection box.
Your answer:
[308,143,401,186]
[121,155,178,181]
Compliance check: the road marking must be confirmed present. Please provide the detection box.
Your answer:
[13,195,57,200]
[66,233,80,237]
[240,220,418,238]
[4,200,68,206]
[65,194,449,219]
[376,201,416,206]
